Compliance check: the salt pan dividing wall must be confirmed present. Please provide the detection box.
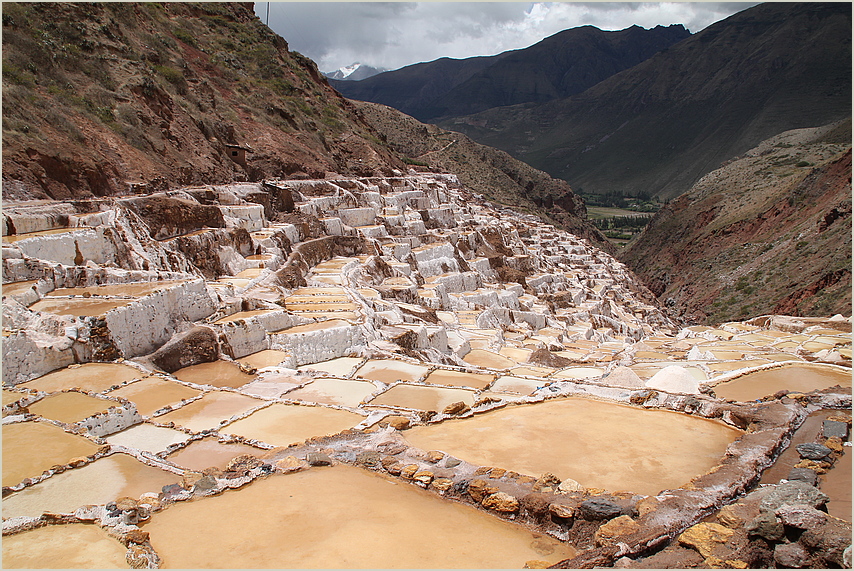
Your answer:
[13,228,118,266]
[270,320,367,367]
[105,279,217,357]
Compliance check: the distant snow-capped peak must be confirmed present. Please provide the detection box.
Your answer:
[324,62,387,81]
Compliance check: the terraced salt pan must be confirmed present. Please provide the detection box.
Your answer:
[283,378,378,407]
[423,369,494,389]
[27,297,134,317]
[237,349,290,369]
[156,391,264,432]
[355,359,429,383]
[368,384,475,411]
[46,280,185,298]
[705,359,771,372]
[3,422,100,487]
[297,357,363,377]
[222,403,363,447]
[3,389,24,405]
[1,453,179,518]
[107,377,201,417]
[490,376,550,395]
[510,366,554,378]
[144,465,577,569]
[165,438,264,471]
[106,423,191,454]
[712,363,852,402]
[273,319,351,334]
[462,349,516,370]
[21,362,145,393]
[1,227,82,243]
[27,392,115,424]
[235,268,263,279]
[498,346,533,363]
[404,398,742,496]
[550,367,605,381]
[2,280,40,296]
[212,309,274,324]
[172,360,255,389]
[2,523,130,569]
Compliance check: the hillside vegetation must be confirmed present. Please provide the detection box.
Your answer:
[1,0,602,248]
[620,120,852,324]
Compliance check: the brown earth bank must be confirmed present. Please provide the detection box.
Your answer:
[620,121,852,325]
[1,2,603,245]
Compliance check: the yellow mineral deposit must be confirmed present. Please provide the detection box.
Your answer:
[165,438,265,471]
[2,453,179,518]
[222,403,363,447]
[367,384,476,411]
[2,524,130,569]
[21,362,145,393]
[283,378,378,407]
[156,391,264,433]
[712,363,853,402]
[404,397,741,496]
[27,392,115,424]
[171,360,256,389]
[108,376,202,417]
[3,422,100,487]
[144,465,578,569]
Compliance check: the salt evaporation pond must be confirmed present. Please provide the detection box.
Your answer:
[46,280,184,298]
[143,465,577,568]
[712,363,852,402]
[368,384,476,411]
[108,376,202,417]
[355,359,429,383]
[3,422,100,487]
[423,369,494,389]
[222,403,363,447]
[237,349,290,369]
[27,297,134,317]
[404,397,742,495]
[283,378,378,407]
[21,362,145,393]
[156,391,264,432]
[27,392,114,424]
[165,438,264,471]
[171,360,255,389]
[2,452,179,518]
[3,523,129,569]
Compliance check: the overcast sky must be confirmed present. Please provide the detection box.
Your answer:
[255,2,760,73]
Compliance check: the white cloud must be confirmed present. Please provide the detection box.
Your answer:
[258,2,758,73]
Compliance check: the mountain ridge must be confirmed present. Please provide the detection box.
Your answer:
[330,23,690,122]
[441,2,851,201]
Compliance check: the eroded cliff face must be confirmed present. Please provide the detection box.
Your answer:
[621,122,852,325]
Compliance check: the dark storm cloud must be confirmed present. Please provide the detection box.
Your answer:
[258,2,759,73]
